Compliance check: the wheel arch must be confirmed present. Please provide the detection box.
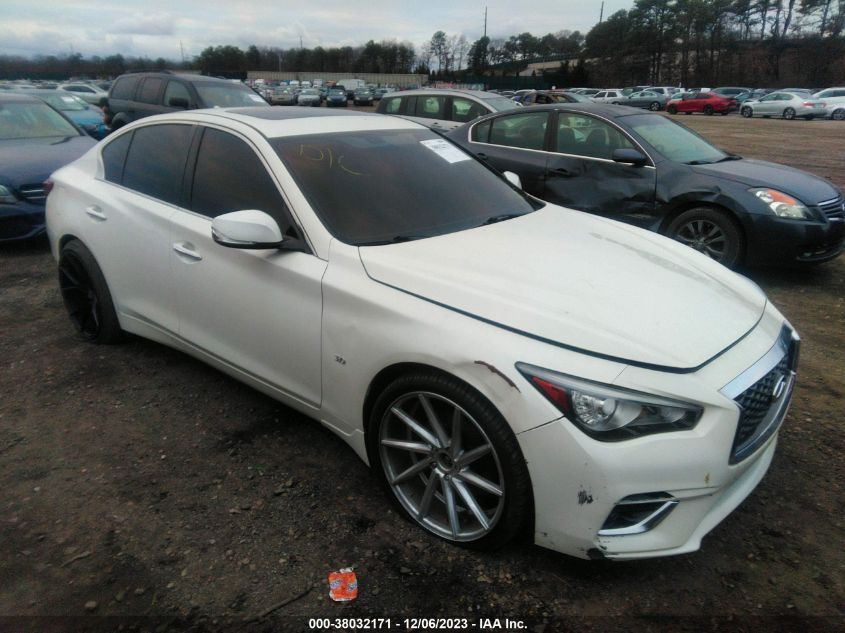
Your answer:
[361,360,536,542]
[658,200,748,242]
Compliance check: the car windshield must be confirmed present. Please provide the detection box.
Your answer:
[271,129,540,245]
[623,113,727,164]
[194,83,269,107]
[303,89,319,95]
[484,96,521,111]
[38,93,89,111]
[330,90,345,95]
[0,101,79,139]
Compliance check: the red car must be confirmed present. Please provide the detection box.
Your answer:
[666,92,736,116]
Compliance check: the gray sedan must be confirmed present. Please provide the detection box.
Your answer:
[613,90,668,111]
[740,92,827,120]
[297,88,322,107]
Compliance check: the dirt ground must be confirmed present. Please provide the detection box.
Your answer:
[1,112,844,633]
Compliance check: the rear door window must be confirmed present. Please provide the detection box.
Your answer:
[489,111,549,151]
[101,131,133,184]
[383,96,402,114]
[122,124,193,205]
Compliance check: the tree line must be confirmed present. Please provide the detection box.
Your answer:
[2,0,843,87]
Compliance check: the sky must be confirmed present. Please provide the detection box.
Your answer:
[0,0,632,61]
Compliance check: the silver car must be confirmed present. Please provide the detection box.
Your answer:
[615,90,668,111]
[296,88,322,107]
[740,91,827,120]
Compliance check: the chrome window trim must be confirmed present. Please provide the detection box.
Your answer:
[465,108,657,169]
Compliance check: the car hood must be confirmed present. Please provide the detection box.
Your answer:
[0,135,96,187]
[358,206,766,372]
[691,158,840,204]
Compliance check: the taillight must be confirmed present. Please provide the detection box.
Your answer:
[43,179,54,196]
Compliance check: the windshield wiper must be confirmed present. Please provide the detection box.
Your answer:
[715,155,743,162]
[479,213,524,226]
[685,159,715,165]
[357,234,426,246]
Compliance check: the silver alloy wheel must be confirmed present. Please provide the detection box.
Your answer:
[649,101,661,111]
[674,219,727,261]
[783,107,796,120]
[378,391,506,542]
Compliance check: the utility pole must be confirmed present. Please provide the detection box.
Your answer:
[599,1,604,23]
[484,6,487,38]
[300,36,303,50]
[180,41,186,65]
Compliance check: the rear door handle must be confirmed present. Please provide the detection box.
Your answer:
[549,167,573,178]
[85,205,106,221]
[172,242,202,262]
[476,152,488,160]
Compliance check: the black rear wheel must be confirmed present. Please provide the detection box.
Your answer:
[58,240,123,343]
[704,105,714,115]
[667,105,677,114]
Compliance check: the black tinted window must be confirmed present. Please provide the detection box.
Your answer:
[122,124,193,205]
[102,130,133,184]
[489,111,549,150]
[138,78,163,104]
[111,76,139,100]
[272,130,538,245]
[471,120,491,143]
[164,80,191,107]
[191,128,291,228]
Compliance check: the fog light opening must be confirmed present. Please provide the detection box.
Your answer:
[598,492,678,536]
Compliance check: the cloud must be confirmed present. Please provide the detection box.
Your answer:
[111,12,174,36]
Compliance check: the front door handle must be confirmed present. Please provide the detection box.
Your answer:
[549,167,573,178]
[172,242,202,262]
[476,152,488,160]
[85,205,106,221]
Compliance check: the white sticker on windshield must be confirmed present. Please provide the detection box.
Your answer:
[61,96,76,103]
[419,139,470,164]
[248,94,265,102]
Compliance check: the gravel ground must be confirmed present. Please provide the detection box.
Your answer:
[1,110,844,633]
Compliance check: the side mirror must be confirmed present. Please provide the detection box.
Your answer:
[212,210,284,249]
[612,148,648,167]
[503,171,523,189]
[169,97,190,109]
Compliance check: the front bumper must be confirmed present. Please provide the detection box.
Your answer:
[0,201,46,242]
[743,212,844,265]
[517,308,795,560]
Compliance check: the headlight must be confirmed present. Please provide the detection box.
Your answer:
[516,363,702,441]
[749,188,810,219]
[0,184,18,204]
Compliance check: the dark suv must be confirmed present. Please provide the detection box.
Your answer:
[106,72,270,130]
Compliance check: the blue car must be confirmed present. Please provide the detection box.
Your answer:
[0,93,97,243]
[17,89,109,140]
[326,88,348,107]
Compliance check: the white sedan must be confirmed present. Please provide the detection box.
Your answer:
[46,107,798,560]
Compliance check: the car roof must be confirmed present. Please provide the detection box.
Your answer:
[0,92,42,103]
[122,107,422,138]
[388,88,504,100]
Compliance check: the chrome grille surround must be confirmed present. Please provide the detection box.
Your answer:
[721,325,799,464]
[818,196,845,221]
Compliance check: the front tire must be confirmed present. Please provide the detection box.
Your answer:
[741,106,753,118]
[783,107,796,120]
[704,105,714,115]
[832,108,845,121]
[667,207,744,269]
[649,101,661,111]
[368,372,532,550]
[58,239,123,343]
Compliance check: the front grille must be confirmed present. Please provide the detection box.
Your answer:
[818,196,845,221]
[18,184,47,204]
[730,334,797,463]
